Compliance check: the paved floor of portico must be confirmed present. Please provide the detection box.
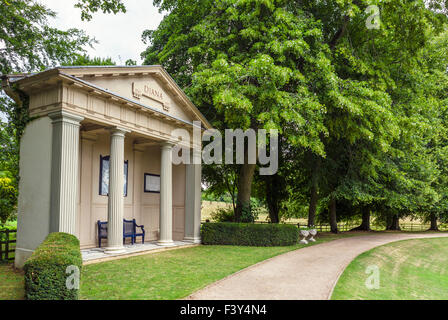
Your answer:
[82,241,198,265]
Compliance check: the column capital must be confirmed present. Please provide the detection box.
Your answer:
[48,110,84,125]
[160,141,175,149]
[108,127,130,137]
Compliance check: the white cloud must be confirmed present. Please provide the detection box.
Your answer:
[43,0,164,64]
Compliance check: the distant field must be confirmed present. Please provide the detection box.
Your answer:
[201,200,307,224]
[201,201,439,230]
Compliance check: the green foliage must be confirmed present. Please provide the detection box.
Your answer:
[210,207,235,223]
[201,222,299,246]
[75,0,126,21]
[24,233,82,300]
[239,199,261,223]
[125,59,137,66]
[0,224,16,242]
[0,0,93,74]
[62,54,116,66]
[0,177,17,224]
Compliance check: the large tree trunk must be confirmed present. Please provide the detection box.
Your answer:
[235,163,256,222]
[386,214,400,230]
[329,198,338,233]
[351,208,371,231]
[308,158,320,227]
[266,175,280,223]
[429,213,439,231]
[308,184,318,227]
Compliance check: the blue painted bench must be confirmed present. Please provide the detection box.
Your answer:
[97,219,145,247]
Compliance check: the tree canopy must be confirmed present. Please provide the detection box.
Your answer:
[143,0,448,229]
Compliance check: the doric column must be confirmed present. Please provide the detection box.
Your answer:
[158,142,174,246]
[49,110,84,235]
[79,132,97,243]
[184,147,202,243]
[105,127,128,253]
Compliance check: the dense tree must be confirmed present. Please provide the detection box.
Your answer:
[143,0,448,229]
[75,0,126,21]
[144,0,332,221]
[62,54,116,66]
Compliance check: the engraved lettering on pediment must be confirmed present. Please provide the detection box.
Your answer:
[132,82,170,112]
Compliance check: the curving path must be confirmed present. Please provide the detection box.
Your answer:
[186,232,448,300]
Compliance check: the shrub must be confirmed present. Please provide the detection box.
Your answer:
[0,177,17,224]
[0,224,16,242]
[201,222,299,246]
[24,232,82,300]
[210,207,235,222]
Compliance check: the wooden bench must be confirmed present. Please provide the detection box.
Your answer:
[97,219,145,247]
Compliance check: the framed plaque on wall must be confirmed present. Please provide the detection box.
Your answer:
[144,173,160,193]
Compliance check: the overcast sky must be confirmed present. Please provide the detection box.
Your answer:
[44,0,165,64]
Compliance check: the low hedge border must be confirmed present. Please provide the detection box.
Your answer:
[201,222,299,246]
[24,232,82,300]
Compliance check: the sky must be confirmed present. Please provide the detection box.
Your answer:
[44,0,165,64]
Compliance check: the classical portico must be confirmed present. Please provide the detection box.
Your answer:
[2,66,210,268]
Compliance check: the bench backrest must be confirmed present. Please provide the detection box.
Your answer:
[123,219,135,236]
[97,221,108,238]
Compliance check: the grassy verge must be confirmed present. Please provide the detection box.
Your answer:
[80,232,353,300]
[331,237,448,300]
[0,231,378,300]
[0,263,24,300]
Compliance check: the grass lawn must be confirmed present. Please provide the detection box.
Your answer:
[80,232,352,300]
[0,263,24,300]
[331,237,448,300]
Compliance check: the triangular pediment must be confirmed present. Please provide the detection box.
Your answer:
[58,66,210,128]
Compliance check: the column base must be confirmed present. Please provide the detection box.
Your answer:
[157,240,175,246]
[14,248,34,269]
[104,246,126,254]
[183,237,201,244]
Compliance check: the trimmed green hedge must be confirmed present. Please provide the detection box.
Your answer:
[201,222,299,246]
[24,232,82,300]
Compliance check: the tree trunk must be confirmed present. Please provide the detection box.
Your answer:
[329,198,338,233]
[266,175,280,223]
[308,184,318,227]
[351,208,371,231]
[235,163,256,222]
[429,213,439,231]
[308,157,320,227]
[386,214,400,230]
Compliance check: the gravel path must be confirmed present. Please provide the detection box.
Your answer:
[186,232,448,300]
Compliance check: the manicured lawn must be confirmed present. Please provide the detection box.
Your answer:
[0,263,24,300]
[0,232,362,300]
[331,237,448,300]
[81,233,350,300]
